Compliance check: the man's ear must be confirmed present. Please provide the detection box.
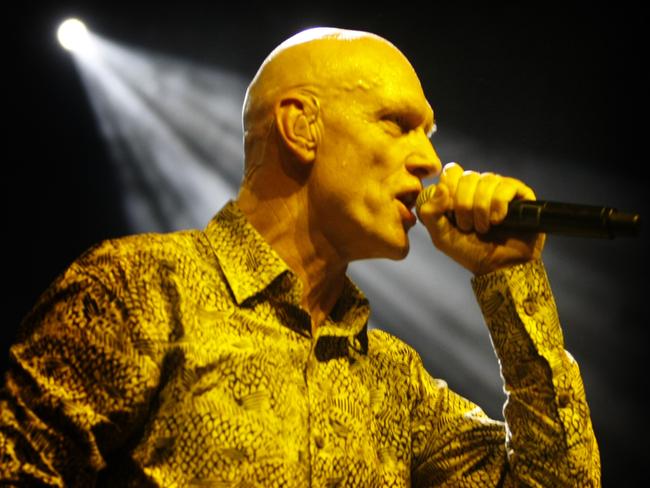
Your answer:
[274,93,321,164]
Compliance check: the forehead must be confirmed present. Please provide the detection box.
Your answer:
[305,36,434,123]
[374,78,432,112]
[346,45,431,110]
[341,64,434,123]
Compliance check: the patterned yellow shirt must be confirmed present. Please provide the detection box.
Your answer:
[1,200,599,486]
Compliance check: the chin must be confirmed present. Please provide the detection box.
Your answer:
[352,237,410,261]
[379,235,411,261]
[391,243,411,260]
[350,225,411,261]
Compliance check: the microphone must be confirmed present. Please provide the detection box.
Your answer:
[415,189,641,238]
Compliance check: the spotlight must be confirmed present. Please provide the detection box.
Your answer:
[57,18,91,53]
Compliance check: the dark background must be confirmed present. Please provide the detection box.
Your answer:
[6,2,648,484]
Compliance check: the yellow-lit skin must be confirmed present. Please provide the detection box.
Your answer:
[1,28,599,485]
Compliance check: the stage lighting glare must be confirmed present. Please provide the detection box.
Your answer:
[57,18,90,53]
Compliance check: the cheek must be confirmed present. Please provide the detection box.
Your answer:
[355,170,400,224]
[317,125,397,211]
[360,180,385,211]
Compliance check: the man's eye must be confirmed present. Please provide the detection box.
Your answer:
[382,115,410,134]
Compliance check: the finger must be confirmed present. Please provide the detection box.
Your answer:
[516,181,536,201]
[473,172,500,233]
[454,170,480,232]
[490,177,536,224]
[417,182,453,234]
[438,162,464,208]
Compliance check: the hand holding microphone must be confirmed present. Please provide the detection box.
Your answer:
[415,163,641,275]
[415,162,547,276]
[416,187,641,239]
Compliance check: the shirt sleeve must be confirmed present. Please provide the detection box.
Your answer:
[0,257,162,486]
[410,259,600,487]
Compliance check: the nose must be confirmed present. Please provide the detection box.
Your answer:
[405,131,442,180]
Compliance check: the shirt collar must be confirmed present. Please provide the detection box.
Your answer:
[205,200,292,306]
[204,200,370,338]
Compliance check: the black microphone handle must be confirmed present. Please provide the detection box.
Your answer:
[494,200,640,238]
[414,186,641,238]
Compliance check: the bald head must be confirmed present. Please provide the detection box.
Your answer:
[244,28,410,112]
[241,28,424,179]
[237,27,440,263]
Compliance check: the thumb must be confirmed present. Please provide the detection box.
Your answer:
[416,183,449,219]
[416,183,454,237]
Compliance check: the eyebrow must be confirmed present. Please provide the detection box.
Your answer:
[377,101,435,135]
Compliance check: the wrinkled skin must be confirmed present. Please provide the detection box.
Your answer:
[237,27,544,329]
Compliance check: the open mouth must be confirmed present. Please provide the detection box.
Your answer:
[396,191,419,212]
[395,190,420,226]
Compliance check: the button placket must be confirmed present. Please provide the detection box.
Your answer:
[305,329,331,482]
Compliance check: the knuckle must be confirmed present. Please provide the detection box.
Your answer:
[461,170,479,180]
[480,171,498,182]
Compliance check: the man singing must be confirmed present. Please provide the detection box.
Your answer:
[0,28,600,486]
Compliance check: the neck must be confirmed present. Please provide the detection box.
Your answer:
[237,183,347,334]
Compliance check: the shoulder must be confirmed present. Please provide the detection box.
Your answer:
[69,229,216,281]
[20,230,221,342]
[28,229,224,320]
[77,229,211,265]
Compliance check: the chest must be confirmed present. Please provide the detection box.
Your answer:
[131,309,414,486]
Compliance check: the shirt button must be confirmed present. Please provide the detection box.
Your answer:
[314,435,325,449]
[523,297,538,316]
[558,393,571,408]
